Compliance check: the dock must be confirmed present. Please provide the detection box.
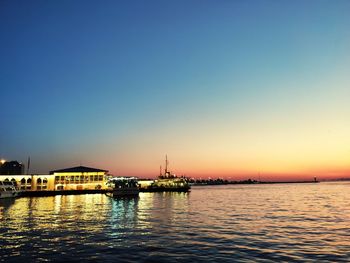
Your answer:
[21,189,111,197]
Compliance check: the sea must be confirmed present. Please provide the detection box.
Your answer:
[1,182,350,262]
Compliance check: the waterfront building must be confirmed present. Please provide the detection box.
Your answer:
[0,165,108,192]
[0,174,54,191]
[50,166,108,191]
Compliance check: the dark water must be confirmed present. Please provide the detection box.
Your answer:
[1,182,350,262]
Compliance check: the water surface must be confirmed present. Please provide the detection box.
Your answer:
[1,182,350,262]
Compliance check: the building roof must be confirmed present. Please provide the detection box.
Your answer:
[50,166,108,174]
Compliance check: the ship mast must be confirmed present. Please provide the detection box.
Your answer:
[165,154,168,174]
[27,156,30,174]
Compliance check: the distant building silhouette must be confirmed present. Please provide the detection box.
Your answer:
[0,161,24,175]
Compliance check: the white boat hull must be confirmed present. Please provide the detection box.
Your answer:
[0,191,21,199]
[0,181,22,199]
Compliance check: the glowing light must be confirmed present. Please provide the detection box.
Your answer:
[0,159,6,165]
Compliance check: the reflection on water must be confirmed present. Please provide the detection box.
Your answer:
[1,183,350,262]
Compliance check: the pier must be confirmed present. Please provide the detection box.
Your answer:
[20,189,111,197]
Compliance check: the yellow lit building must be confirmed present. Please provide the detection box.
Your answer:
[0,165,109,192]
[0,174,55,191]
[50,166,108,191]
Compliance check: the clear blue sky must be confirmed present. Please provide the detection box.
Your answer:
[1,0,349,179]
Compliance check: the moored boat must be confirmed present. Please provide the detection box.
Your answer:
[107,177,139,197]
[140,156,190,192]
[0,181,22,199]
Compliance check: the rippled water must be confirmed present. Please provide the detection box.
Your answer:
[1,182,350,262]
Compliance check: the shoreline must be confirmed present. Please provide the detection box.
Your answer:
[15,181,321,197]
[192,180,319,186]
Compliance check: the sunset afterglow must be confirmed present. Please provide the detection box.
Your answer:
[1,1,349,181]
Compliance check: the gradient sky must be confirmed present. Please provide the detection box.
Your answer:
[1,0,350,180]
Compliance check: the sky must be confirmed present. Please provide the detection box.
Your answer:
[1,0,350,180]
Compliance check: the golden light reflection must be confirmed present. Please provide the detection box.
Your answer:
[136,193,154,230]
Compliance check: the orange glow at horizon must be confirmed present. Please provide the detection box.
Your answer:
[90,112,350,181]
[93,147,350,181]
[23,73,349,181]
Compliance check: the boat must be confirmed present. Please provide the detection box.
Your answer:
[107,177,139,197]
[141,156,191,192]
[0,180,22,199]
